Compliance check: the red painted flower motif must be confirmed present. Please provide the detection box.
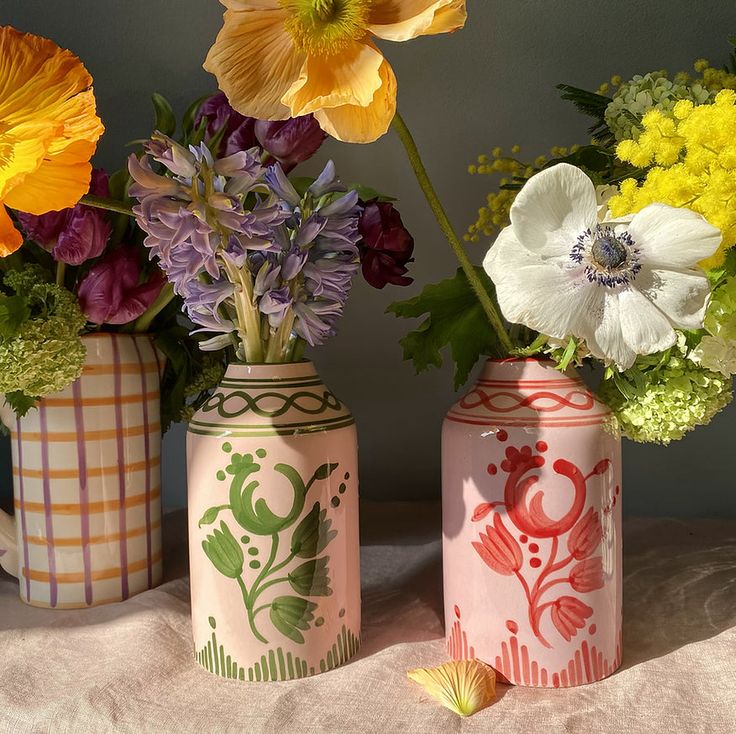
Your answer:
[472,514,523,576]
[567,507,603,560]
[569,557,604,593]
[550,596,593,641]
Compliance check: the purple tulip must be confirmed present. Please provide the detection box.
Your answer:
[195,92,257,157]
[17,169,112,265]
[16,208,68,249]
[358,201,414,289]
[255,118,327,173]
[196,93,326,172]
[77,247,165,325]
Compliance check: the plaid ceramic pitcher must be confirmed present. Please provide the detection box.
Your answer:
[0,333,163,608]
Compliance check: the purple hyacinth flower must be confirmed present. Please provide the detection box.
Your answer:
[308,160,346,199]
[260,286,293,327]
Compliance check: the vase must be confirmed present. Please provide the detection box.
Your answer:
[442,358,622,687]
[187,360,361,682]
[0,333,164,608]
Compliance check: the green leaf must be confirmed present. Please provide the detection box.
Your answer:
[290,176,316,197]
[290,502,337,559]
[387,267,502,389]
[3,391,37,418]
[181,95,209,142]
[202,521,244,578]
[0,294,30,338]
[151,93,177,137]
[269,596,318,643]
[346,183,397,202]
[288,557,332,597]
[556,84,614,144]
[312,463,339,482]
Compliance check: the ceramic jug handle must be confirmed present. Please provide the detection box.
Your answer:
[0,506,18,577]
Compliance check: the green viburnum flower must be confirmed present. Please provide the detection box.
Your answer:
[599,340,733,444]
[690,276,736,376]
[605,71,712,141]
[0,269,87,409]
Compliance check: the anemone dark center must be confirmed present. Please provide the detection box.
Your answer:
[591,234,628,269]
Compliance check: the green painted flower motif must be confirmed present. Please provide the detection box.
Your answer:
[199,450,342,645]
[291,502,337,559]
[288,557,332,597]
[202,522,244,578]
[269,596,318,644]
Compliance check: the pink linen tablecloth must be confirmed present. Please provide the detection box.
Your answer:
[1,503,735,733]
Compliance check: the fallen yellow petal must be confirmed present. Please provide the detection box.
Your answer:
[408,659,496,717]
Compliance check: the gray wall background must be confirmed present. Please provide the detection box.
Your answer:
[2,1,736,517]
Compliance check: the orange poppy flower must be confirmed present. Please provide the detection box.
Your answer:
[0,26,104,256]
[204,0,467,144]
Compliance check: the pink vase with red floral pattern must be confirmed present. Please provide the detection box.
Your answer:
[442,358,622,687]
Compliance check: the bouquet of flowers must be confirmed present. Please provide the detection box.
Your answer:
[392,36,736,445]
[127,94,416,366]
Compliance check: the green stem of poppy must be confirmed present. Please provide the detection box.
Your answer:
[391,111,513,355]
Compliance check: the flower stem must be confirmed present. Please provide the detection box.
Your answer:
[391,111,513,354]
[55,262,66,288]
[130,281,175,333]
[79,194,135,217]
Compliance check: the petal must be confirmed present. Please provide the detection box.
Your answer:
[617,287,677,356]
[368,0,467,42]
[510,163,598,256]
[584,291,637,369]
[483,226,599,341]
[313,58,397,143]
[0,121,55,200]
[635,267,711,330]
[626,204,722,269]
[203,6,306,120]
[3,143,94,214]
[0,204,23,257]
[282,41,384,115]
[407,660,496,717]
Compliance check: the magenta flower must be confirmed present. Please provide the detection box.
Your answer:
[358,201,414,289]
[78,247,165,326]
[17,169,111,265]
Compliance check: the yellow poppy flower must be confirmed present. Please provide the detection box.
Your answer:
[204,0,467,144]
[408,659,497,717]
[0,26,105,256]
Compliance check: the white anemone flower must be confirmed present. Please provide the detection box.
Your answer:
[484,163,722,368]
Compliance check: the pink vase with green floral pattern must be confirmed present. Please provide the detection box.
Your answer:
[187,361,361,681]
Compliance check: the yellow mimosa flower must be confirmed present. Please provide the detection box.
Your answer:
[204,0,467,144]
[408,659,497,717]
[0,26,104,256]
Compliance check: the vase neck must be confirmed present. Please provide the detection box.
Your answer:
[222,360,318,384]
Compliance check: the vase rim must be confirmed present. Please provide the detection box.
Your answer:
[485,357,555,364]
[222,359,317,381]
